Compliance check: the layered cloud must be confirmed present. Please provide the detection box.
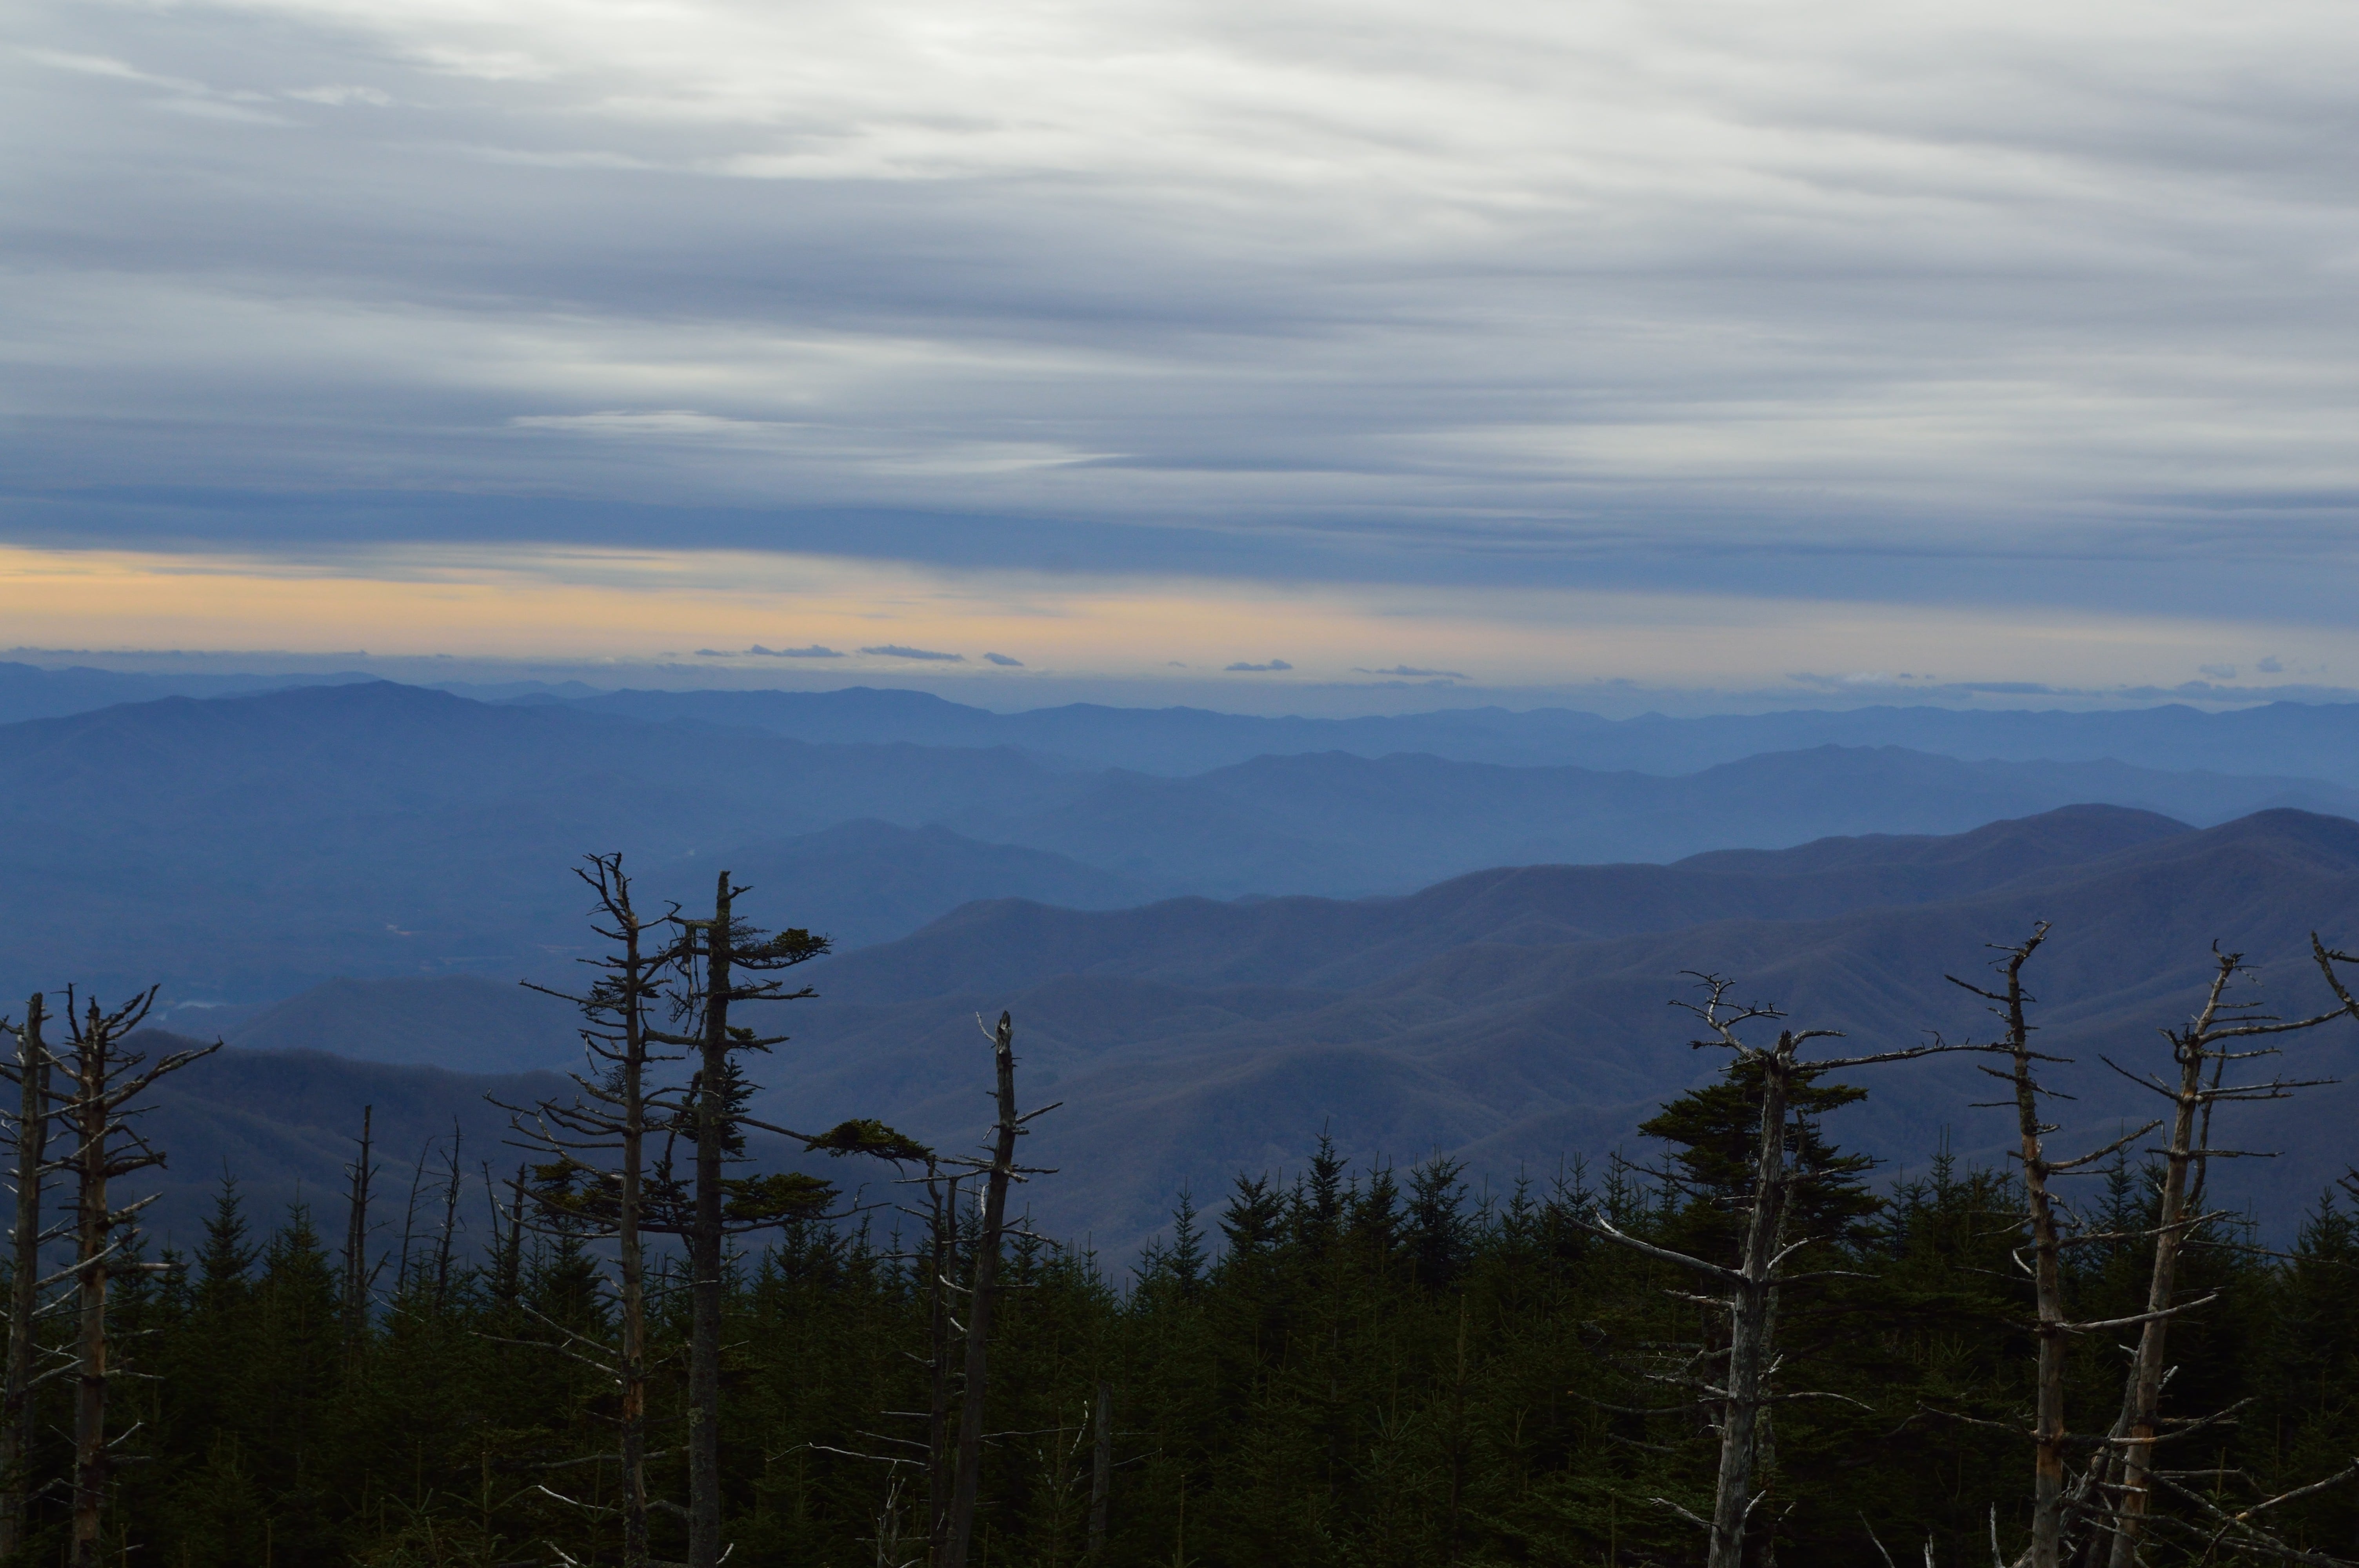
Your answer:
[4,0,2357,685]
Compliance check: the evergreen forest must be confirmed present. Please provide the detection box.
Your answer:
[4,873,2358,1568]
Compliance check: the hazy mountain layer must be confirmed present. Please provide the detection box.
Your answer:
[149,806,2359,1259]
[5,682,2352,1003]
[760,807,2359,1256]
[118,1040,572,1254]
[569,684,2359,782]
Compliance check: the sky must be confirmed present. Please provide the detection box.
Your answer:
[5,0,2357,711]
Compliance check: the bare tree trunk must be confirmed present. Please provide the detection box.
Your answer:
[54,990,217,1568]
[1086,1380,1112,1562]
[1954,928,2078,1568]
[492,1163,526,1310]
[431,1120,463,1310]
[1999,945,2071,1568]
[1707,1033,1794,1568]
[341,1104,374,1353]
[510,853,665,1568]
[1575,978,1963,1568]
[69,1001,113,1568]
[0,996,49,1563]
[944,1012,1020,1568]
[688,870,736,1568]
[927,1171,962,1566]
[396,1134,432,1296]
[616,907,651,1568]
[2105,970,2219,1568]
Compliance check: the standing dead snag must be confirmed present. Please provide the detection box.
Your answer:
[0,995,51,1563]
[943,1010,1059,1568]
[1576,975,1983,1568]
[657,869,834,1568]
[2088,938,2359,1568]
[1952,926,2160,1568]
[339,1104,382,1356]
[1945,928,2359,1568]
[54,987,219,1568]
[511,859,917,1568]
[503,853,681,1568]
[925,1164,967,1562]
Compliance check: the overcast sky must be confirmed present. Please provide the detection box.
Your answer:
[5,0,2356,706]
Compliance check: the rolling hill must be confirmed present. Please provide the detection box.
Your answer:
[149,806,2359,1259]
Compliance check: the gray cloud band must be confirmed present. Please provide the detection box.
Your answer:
[5,0,2358,626]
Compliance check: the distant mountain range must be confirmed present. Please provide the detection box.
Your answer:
[5,681,2357,1002]
[140,806,2359,1258]
[14,659,2359,782]
[562,683,2359,783]
[10,675,2357,1261]
[0,660,372,723]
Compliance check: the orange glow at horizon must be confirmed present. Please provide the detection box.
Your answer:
[0,543,2334,691]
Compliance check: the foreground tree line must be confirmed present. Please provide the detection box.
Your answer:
[2,864,2358,1567]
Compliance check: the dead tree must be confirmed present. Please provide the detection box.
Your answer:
[654,869,833,1568]
[509,860,915,1568]
[55,987,219,1568]
[502,853,681,1568]
[1952,927,2160,1568]
[775,1025,1053,1568]
[925,1166,967,1561]
[942,1011,1059,1568]
[339,1103,382,1354]
[1576,975,1982,1568]
[2083,938,2359,1568]
[0,995,52,1563]
[429,1118,465,1309]
[485,1161,527,1310]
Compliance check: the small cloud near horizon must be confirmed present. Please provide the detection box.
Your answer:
[2199,663,2238,680]
[2258,656,2286,673]
[982,652,1023,666]
[749,644,843,658]
[1225,659,1293,672]
[1354,664,1469,680]
[862,644,965,662]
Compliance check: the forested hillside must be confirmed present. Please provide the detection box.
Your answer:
[86,804,2359,1256]
[12,1074,2357,1565]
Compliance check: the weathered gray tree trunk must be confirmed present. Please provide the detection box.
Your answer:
[2082,940,2358,1568]
[944,1012,1020,1568]
[612,892,653,1568]
[510,853,665,1567]
[1960,926,2086,1568]
[688,869,736,1568]
[55,990,218,1568]
[0,995,49,1563]
[1999,941,2070,1568]
[1705,1031,1794,1568]
[68,1004,109,1568]
[1577,976,1971,1568]
[2105,962,2225,1568]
